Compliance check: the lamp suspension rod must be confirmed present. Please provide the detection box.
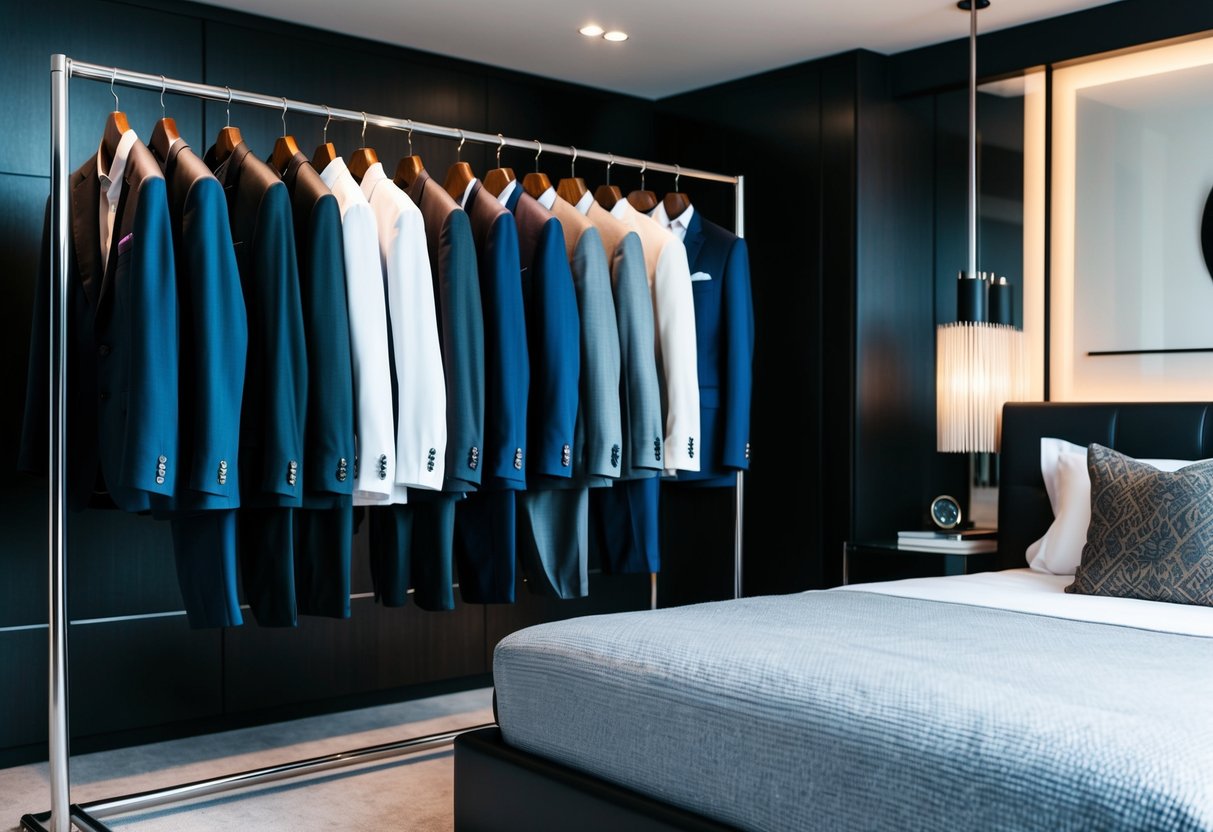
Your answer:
[967,0,978,280]
[66,60,739,184]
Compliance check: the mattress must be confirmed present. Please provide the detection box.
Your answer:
[493,571,1213,832]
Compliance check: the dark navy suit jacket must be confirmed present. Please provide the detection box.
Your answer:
[21,140,179,513]
[507,185,579,481]
[676,210,754,486]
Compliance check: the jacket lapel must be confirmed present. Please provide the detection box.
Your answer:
[682,209,706,271]
[96,165,135,313]
[71,163,102,308]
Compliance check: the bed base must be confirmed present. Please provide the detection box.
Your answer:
[454,728,736,832]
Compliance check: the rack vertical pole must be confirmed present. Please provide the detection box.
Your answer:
[733,175,745,600]
[47,52,73,832]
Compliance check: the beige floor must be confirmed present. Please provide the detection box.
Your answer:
[1,688,495,831]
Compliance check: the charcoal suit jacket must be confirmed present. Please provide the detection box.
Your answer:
[21,135,179,513]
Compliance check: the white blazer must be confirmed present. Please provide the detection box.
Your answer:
[318,157,396,504]
[610,199,701,473]
[360,162,448,494]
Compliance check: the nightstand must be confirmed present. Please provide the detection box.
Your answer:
[842,540,999,586]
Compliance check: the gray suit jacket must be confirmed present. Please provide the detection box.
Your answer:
[587,202,663,480]
[550,195,622,486]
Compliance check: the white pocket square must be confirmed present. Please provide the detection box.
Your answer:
[690,271,712,282]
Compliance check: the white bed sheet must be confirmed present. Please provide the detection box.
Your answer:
[837,568,1213,638]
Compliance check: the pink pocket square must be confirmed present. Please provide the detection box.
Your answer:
[117,233,134,254]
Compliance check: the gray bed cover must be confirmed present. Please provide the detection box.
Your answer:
[493,590,1213,831]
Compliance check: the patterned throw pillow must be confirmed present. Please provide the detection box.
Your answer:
[1067,443,1213,606]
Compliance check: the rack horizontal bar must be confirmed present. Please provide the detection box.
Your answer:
[68,59,739,184]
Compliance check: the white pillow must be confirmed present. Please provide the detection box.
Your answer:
[1024,438,1198,575]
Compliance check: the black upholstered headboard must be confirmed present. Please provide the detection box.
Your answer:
[998,402,1213,571]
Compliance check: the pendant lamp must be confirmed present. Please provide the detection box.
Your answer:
[936,0,1028,453]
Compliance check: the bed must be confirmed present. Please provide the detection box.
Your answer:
[453,403,1213,831]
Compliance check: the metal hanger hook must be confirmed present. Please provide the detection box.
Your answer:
[640,160,647,192]
[160,75,166,117]
[406,120,414,156]
[674,164,681,193]
[496,133,505,167]
[322,106,331,143]
[361,111,367,145]
[456,130,465,161]
[533,139,542,172]
[281,97,288,137]
[606,153,614,185]
[225,86,232,128]
[570,146,577,178]
[110,68,119,111]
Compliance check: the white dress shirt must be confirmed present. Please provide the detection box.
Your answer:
[318,157,399,505]
[536,186,557,211]
[97,129,138,271]
[609,199,700,473]
[574,189,594,215]
[496,179,517,207]
[359,162,448,493]
[458,177,477,210]
[649,201,695,243]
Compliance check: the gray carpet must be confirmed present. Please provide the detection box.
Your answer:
[1,688,495,831]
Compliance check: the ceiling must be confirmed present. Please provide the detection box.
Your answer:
[202,0,1121,99]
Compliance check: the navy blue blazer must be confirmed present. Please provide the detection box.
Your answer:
[507,185,579,480]
[204,142,308,506]
[465,181,529,488]
[405,169,485,492]
[152,139,248,510]
[21,140,179,513]
[677,210,754,486]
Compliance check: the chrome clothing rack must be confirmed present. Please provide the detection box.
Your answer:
[26,54,746,832]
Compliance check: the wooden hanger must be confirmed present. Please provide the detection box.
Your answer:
[593,154,621,209]
[556,146,587,205]
[443,131,476,202]
[148,77,179,163]
[522,139,551,199]
[311,107,337,172]
[661,166,691,218]
[393,122,425,189]
[99,71,129,172]
[211,86,242,166]
[347,112,378,183]
[627,161,658,213]
[483,135,515,198]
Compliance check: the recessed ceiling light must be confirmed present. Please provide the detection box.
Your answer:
[602,30,628,42]
[579,24,604,37]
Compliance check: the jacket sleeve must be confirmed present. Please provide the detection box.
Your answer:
[121,174,178,497]
[182,175,247,498]
[653,237,700,473]
[301,194,355,496]
[720,237,754,471]
[528,217,579,479]
[387,206,447,491]
[481,211,530,488]
[571,228,622,479]
[612,232,663,475]
[252,181,307,503]
[18,198,51,476]
[340,201,394,503]
[438,209,484,491]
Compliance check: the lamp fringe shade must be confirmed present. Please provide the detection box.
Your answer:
[936,322,1028,452]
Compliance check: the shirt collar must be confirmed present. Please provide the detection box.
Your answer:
[537,186,556,211]
[574,189,594,215]
[97,129,138,203]
[610,198,632,222]
[459,178,477,210]
[650,201,695,232]
[318,155,348,189]
[496,179,517,207]
[359,161,388,201]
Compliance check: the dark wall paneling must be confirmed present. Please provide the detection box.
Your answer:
[656,60,825,599]
[0,630,48,749]
[223,599,486,713]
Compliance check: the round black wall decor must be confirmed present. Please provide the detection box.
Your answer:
[1203,186,1213,279]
